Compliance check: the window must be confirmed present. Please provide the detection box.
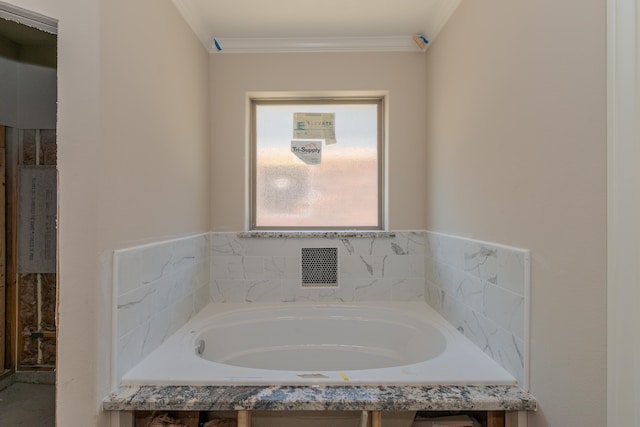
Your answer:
[250,97,385,230]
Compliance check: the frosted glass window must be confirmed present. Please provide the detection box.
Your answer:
[251,98,384,230]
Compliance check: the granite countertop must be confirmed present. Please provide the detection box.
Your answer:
[103,384,536,412]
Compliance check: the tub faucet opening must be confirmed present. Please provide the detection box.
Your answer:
[195,339,205,356]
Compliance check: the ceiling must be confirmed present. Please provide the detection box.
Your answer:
[172,0,462,53]
[0,17,55,46]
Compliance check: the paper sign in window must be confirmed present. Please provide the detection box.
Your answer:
[293,112,337,144]
[291,140,322,165]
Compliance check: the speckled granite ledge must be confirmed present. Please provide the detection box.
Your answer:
[103,385,536,412]
[237,232,396,238]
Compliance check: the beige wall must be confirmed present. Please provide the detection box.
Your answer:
[423,1,607,426]
[210,52,428,231]
[99,0,210,247]
[3,1,210,426]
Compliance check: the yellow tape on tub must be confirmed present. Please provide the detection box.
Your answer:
[340,373,349,381]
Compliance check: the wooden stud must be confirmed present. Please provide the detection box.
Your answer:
[359,410,368,427]
[371,411,382,427]
[4,126,17,372]
[487,411,506,427]
[15,130,25,368]
[111,410,133,427]
[237,410,251,427]
[0,124,5,372]
[505,411,526,427]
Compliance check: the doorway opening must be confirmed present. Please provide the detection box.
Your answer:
[0,7,57,426]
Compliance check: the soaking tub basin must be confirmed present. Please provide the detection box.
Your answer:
[121,302,517,386]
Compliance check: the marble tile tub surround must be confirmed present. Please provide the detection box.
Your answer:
[424,231,530,390]
[113,233,211,384]
[112,230,529,391]
[210,231,427,303]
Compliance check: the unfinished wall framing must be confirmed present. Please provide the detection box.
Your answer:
[7,128,58,370]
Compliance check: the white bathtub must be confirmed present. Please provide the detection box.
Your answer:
[121,302,516,386]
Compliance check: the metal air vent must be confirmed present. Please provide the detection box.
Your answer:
[301,247,338,287]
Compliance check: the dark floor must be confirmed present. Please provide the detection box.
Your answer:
[0,382,55,427]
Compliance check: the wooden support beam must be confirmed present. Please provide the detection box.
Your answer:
[110,410,133,427]
[0,124,5,371]
[371,411,382,427]
[505,411,527,427]
[487,411,506,427]
[237,410,251,427]
[359,410,368,427]
[4,126,17,372]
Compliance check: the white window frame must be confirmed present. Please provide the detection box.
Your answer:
[248,95,387,231]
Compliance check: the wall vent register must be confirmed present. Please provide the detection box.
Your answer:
[301,248,338,287]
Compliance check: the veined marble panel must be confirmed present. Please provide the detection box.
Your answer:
[209,232,426,303]
[114,233,211,384]
[424,231,530,389]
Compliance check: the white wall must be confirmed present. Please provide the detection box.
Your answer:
[2,1,211,426]
[423,1,607,426]
[209,52,429,231]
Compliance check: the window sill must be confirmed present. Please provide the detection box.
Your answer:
[237,231,396,239]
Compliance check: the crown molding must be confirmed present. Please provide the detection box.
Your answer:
[172,0,464,54]
[209,36,424,54]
